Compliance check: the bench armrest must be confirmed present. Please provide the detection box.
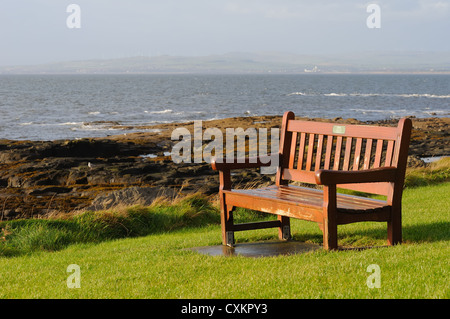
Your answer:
[211,154,277,171]
[315,167,398,185]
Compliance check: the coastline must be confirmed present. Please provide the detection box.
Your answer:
[0,115,448,219]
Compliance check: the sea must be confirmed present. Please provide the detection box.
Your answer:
[0,74,449,141]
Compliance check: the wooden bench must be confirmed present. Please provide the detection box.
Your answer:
[211,111,412,250]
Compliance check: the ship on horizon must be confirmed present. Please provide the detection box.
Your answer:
[304,66,320,73]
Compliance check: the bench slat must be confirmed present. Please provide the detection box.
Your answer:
[266,186,385,212]
[353,138,362,170]
[287,120,398,140]
[226,185,388,211]
[283,168,317,184]
[337,182,390,196]
[324,135,333,170]
[225,190,322,222]
[277,185,387,210]
[306,133,315,171]
[333,136,343,170]
[289,131,298,169]
[298,132,306,170]
[374,139,384,168]
[343,137,353,171]
[385,140,395,166]
[315,134,324,171]
[363,138,373,169]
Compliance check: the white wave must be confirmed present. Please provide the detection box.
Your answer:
[72,125,108,131]
[57,122,83,126]
[288,92,307,96]
[205,116,220,121]
[349,93,380,97]
[423,110,450,115]
[88,111,100,115]
[141,120,172,124]
[292,92,450,99]
[72,122,115,131]
[140,128,162,133]
[350,93,450,98]
[324,93,347,97]
[72,126,125,132]
[20,122,82,127]
[415,94,450,99]
[350,109,400,114]
[147,109,173,114]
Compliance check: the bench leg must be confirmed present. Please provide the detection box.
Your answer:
[323,186,338,250]
[322,218,338,250]
[221,204,235,246]
[387,205,402,246]
[278,216,291,240]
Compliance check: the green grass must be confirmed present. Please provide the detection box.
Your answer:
[0,159,449,298]
[404,157,450,187]
[0,194,220,257]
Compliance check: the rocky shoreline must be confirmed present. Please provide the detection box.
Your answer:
[0,115,448,220]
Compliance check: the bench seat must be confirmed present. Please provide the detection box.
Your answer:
[224,185,391,226]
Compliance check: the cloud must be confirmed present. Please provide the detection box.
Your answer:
[0,0,448,66]
[381,0,450,19]
[223,1,359,20]
[418,0,450,14]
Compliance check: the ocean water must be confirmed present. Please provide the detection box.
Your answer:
[0,74,449,141]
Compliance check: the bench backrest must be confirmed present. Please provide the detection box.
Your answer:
[277,111,412,196]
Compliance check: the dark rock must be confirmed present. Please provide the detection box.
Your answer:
[407,155,426,168]
[28,187,73,196]
[1,209,18,219]
[0,115,447,219]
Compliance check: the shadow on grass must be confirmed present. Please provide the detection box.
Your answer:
[288,221,450,251]
[337,221,450,247]
[403,221,450,243]
[238,220,450,244]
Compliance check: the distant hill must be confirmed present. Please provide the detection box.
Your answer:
[1,51,449,74]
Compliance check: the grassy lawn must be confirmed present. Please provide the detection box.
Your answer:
[0,181,448,299]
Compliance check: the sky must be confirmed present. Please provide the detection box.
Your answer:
[0,0,449,66]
